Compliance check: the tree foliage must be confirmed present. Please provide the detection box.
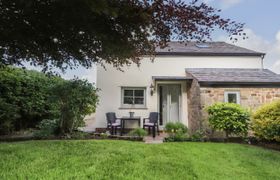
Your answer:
[207,103,250,138]
[252,100,280,142]
[0,66,98,135]
[33,119,60,139]
[51,78,98,134]
[0,0,244,72]
[0,66,62,134]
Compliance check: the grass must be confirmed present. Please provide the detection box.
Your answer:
[0,140,279,180]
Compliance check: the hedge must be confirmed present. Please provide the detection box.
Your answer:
[252,100,280,142]
[0,66,98,135]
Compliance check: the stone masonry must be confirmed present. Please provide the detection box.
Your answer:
[200,87,280,110]
[186,79,202,134]
[187,86,280,136]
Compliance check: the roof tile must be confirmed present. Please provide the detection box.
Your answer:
[156,42,264,56]
[185,68,280,83]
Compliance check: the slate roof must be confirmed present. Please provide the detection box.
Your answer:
[185,68,280,84]
[152,76,192,81]
[156,42,265,56]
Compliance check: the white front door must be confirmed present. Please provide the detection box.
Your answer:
[158,84,181,126]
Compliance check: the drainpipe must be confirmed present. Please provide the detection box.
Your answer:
[261,54,265,69]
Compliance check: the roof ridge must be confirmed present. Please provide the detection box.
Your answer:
[156,41,265,56]
[221,42,264,54]
[185,68,269,70]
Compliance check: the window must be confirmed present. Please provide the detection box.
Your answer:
[224,91,240,104]
[121,87,146,108]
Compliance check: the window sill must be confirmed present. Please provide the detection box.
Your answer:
[119,107,148,110]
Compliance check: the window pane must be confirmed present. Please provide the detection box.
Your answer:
[124,90,133,96]
[228,93,237,103]
[134,97,144,105]
[134,90,144,97]
[123,97,134,104]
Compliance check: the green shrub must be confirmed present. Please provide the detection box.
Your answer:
[207,103,250,138]
[129,128,148,137]
[164,122,188,142]
[190,130,205,142]
[34,119,59,139]
[0,66,62,134]
[0,98,19,134]
[51,78,98,134]
[0,66,98,135]
[164,131,189,142]
[70,131,91,139]
[100,132,109,139]
[165,122,188,134]
[252,100,280,142]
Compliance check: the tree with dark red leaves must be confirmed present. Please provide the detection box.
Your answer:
[0,0,244,72]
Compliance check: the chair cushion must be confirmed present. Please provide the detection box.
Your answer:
[111,122,121,126]
[144,122,154,126]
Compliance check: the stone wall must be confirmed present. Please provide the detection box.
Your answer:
[186,79,202,134]
[200,87,280,110]
[199,87,280,137]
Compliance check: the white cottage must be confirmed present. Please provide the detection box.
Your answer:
[93,42,280,134]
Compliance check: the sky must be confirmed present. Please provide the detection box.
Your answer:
[205,0,280,72]
[59,0,280,83]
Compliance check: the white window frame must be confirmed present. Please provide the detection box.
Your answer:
[224,91,240,104]
[121,87,146,109]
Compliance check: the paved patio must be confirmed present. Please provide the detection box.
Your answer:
[144,133,167,144]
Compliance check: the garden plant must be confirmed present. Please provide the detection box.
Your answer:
[0,66,98,137]
[207,103,250,139]
[252,100,280,142]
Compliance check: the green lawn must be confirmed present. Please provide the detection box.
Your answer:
[0,140,279,180]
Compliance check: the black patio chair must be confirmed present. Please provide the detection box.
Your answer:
[143,112,160,138]
[106,112,121,135]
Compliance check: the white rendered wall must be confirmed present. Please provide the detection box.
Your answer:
[94,56,262,130]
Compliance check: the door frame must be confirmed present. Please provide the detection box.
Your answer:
[157,82,182,128]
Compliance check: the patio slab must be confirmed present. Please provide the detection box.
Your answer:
[144,133,167,144]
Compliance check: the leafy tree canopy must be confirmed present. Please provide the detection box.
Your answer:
[0,66,98,135]
[0,0,244,72]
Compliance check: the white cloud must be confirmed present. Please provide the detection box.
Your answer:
[276,31,280,42]
[203,0,243,9]
[220,0,243,9]
[24,63,97,83]
[275,31,280,52]
[272,60,280,72]
[62,66,97,84]
[270,31,280,73]
[81,67,97,84]
[218,28,280,73]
